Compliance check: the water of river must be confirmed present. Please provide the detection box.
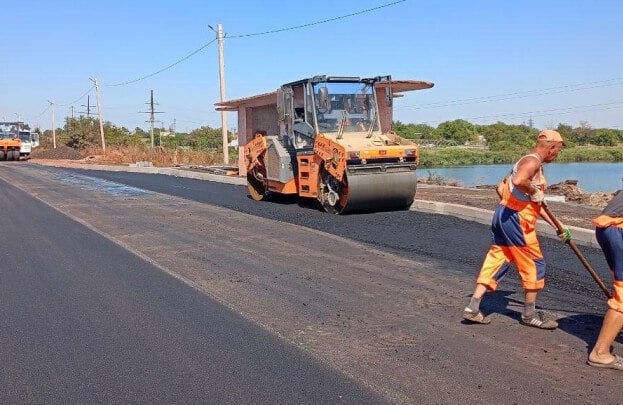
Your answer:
[423,162,623,193]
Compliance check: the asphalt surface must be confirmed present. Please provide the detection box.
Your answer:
[4,162,623,404]
[0,169,384,404]
[55,167,613,309]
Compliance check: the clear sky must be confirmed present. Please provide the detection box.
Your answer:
[2,0,622,133]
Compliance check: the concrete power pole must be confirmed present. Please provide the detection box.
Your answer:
[216,23,228,165]
[91,77,106,152]
[47,100,56,149]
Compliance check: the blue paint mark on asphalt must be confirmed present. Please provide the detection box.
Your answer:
[52,170,150,197]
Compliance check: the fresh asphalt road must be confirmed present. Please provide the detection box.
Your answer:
[64,167,612,312]
[0,178,384,404]
[7,163,623,403]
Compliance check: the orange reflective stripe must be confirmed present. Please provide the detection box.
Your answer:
[608,281,623,313]
[593,215,623,229]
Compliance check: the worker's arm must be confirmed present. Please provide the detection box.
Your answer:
[511,157,541,196]
[540,206,573,242]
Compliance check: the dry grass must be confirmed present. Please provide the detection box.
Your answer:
[81,145,229,167]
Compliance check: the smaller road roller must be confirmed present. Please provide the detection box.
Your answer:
[0,121,39,161]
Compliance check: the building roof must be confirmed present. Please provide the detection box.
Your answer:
[215,91,277,112]
[214,80,434,111]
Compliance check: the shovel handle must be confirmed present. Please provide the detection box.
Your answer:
[541,202,612,299]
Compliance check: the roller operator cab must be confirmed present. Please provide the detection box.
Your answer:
[244,75,434,214]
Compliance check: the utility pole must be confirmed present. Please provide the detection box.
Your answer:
[90,77,106,152]
[150,90,155,147]
[210,23,229,165]
[47,100,56,149]
[139,90,163,148]
[79,95,92,118]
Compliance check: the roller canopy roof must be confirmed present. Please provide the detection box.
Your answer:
[214,80,433,111]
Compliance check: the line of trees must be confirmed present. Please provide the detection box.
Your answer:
[393,120,623,150]
[38,116,621,152]
[39,117,234,150]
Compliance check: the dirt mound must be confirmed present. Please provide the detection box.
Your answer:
[547,180,615,207]
[471,179,614,208]
[31,146,82,160]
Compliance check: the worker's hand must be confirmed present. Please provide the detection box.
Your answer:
[557,227,572,243]
[530,189,545,203]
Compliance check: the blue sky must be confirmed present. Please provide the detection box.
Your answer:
[1,0,622,133]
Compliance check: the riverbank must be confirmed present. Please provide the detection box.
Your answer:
[419,145,623,167]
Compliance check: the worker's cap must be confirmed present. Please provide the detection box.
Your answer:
[538,129,566,146]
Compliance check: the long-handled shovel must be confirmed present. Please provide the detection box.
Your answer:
[541,201,612,298]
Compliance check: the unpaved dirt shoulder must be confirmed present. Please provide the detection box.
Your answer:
[1,164,620,404]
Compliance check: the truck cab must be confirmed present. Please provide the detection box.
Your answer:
[19,129,39,159]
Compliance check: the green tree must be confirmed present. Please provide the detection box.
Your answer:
[592,128,619,146]
[105,124,142,146]
[432,119,478,145]
[478,122,536,151]
[133,127,149,138]
[65,116,99,148]
[570,121,593,145]
[392,121,434,139]
[187,126,231,149]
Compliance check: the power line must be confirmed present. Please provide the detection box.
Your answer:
[32,104,51,120]
[396,78,623,111]
[57,86,94,107]
[101,1,403,88]
[227,0,406,38]
[106,38,217,87]
[39,1,402,118]
[466,101,623,121]
[418,101,623,125]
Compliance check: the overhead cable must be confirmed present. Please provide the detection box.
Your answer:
[227,0,406,38]
[32,105,51,119]
[106,38,217,87]
[417,101,623,125]
[396,78,623,111]
[57,86,94,107]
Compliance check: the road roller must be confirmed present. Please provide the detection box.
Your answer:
[0,122,27,161]
[241,75,433,214]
